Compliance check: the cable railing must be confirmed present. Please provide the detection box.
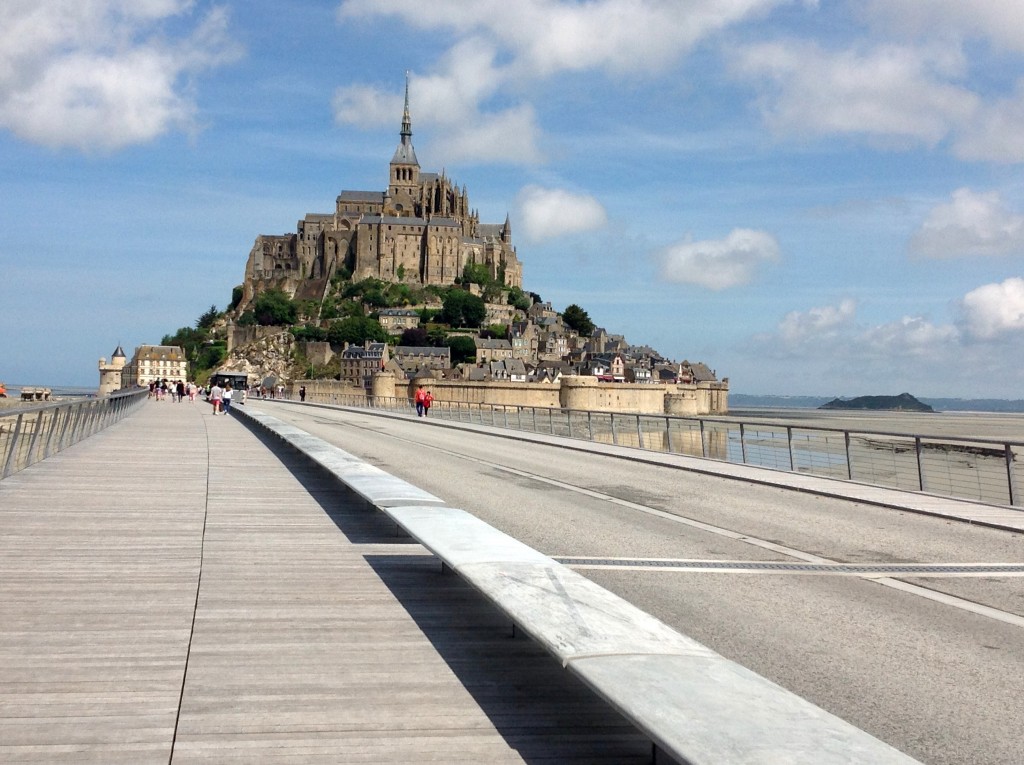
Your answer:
[279,392,1024,509]
[0,389,148,479]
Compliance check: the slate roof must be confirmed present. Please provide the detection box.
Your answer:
[337,191,385,203]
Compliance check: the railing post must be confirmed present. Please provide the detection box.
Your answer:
[26,412,43,467]
[611,413,618,446]
[568,411,574,439]
[666,416,674,453]
[786,426,795,470]
[739,423,747,464]
[3,414,25,479]
[636,416,644,449]
[43,406,62,458]
[532,407,537,433]
[915,436,925,492]
[699,419,707,458]
[845,431,853,479]
[1006,444,1018,506]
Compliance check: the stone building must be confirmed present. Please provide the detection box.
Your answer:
[97,345,127,395]
[339,341,389,390]
[377,308,421,335]
[122,345,188,387]
[242,76,523,311]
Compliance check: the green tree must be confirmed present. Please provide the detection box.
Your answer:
[562,303,595,337]
[326,316,389,346]
[291,325,327,342]
[462,262,490,285]
[444,335,478,364]
[251,288,297,326]
[441,290,486,328]
[196,304,219,329]
[229,285,244,311]
[399,327,430,347]
[508,286,531,312]
[481,324,508,339]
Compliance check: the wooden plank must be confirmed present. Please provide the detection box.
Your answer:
[1,402,649,764]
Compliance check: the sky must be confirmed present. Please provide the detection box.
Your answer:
[3,0,1024,398]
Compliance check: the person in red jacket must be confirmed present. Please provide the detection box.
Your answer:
[414,385,427,417]
[423,390,434,417]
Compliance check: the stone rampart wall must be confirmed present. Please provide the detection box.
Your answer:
[295,373,728,415]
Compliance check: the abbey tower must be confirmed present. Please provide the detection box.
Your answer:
[241,76,523,309]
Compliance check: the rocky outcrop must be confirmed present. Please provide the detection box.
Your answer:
[219,330,296,385]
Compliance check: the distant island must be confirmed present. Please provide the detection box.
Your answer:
[819,393,934,412]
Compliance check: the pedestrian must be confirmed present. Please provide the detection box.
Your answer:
[424,390,433,417]
[176,380,185,403]
[299,385,306,402]
[210,380,223,415]
[222,383,233,415]
[414,385,427,417]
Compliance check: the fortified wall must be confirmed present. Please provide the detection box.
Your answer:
[292,373,728,416]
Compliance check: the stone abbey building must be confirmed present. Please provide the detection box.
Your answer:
[242,79,523,309]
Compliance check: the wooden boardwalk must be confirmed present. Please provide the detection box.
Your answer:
[0,401,649,763]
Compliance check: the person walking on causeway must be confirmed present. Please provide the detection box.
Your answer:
[414,385,427,417]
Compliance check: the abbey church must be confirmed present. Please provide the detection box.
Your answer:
[242,79,523,308]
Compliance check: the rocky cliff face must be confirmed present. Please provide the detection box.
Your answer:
[221,330,296,385]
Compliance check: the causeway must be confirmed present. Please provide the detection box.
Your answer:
[0,401,651,763]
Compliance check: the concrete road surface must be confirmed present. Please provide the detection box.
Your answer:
[257,402,1024,765]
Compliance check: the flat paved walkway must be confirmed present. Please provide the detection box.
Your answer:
[0,401,648,763]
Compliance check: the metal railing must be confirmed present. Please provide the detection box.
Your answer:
[0,389,148,480]
[278,392,1024,509]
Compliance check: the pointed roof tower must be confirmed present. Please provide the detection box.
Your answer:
[391,71,419,167]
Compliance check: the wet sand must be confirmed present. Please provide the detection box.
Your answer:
[725,408,1024,443]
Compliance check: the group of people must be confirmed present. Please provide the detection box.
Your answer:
[414,385,434,417]
[148,379,200,402]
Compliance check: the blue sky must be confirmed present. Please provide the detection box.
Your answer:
[3,0,1024,398]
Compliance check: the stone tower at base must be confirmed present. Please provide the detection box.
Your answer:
[98,345,127,396]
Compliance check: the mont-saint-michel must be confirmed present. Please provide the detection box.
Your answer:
[108,82,727,417]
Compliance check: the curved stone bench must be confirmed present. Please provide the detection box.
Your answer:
[238,407,920,765]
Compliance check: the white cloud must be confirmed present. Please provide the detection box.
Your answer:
[910,188,1024,258]
[0,1,239,152]
[953,80,1024,163]
[960,277,1024,339]
[777,299,857,345]
[517,185,607,243]
[334,0,789,164]
[657,229,780,290]
[333,40,544,165]
[332,85,403,129]
[339,0,785,77]
[862,0,1024,54]
[859,315,959,358]
[731,40,978,145]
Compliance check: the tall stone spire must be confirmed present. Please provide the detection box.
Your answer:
[401,71,412,141]
[391,70,418,166]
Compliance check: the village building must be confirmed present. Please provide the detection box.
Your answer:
[121,345,188,388]
[339,341,389,390]
[392,346,450,375]
[475,338,513,364]
[377,308,421,335]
